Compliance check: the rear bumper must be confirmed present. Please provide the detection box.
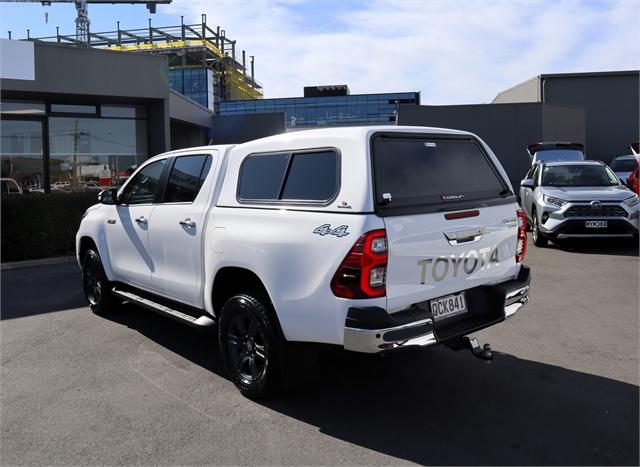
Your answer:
[343,266,531,354]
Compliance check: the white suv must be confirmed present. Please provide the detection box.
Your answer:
[76,126,531,398]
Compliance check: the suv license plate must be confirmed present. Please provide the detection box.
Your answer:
[585,220,608,228]
[430,292,467,321]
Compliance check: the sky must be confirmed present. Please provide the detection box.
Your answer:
[1,0,638,104]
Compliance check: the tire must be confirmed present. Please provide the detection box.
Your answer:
[531,211,548,247]
[82,249,118,315]
[218,293,283,399]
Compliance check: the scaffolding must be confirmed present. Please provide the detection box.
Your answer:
[28,14,263,106]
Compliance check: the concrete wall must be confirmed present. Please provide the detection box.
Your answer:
[398,102,585,186]
[492,76,540,104]
[1,42,169,99]
[542,72,639,162]
[490,71,640,164]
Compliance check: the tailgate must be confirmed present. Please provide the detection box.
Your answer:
[383,204,518,311]
[370,132,519,312]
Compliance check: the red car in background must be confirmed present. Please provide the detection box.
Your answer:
[627,166,640,195]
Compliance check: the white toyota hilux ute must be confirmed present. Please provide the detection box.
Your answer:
[76,126,531,398]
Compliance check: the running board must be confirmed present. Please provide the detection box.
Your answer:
[112,287,215,328]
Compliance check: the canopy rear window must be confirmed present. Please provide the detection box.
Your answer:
[372,134,509,216]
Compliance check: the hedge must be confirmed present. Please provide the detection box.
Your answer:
[1,192,100,262]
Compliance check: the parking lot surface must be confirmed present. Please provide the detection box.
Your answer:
[1,238,638,465]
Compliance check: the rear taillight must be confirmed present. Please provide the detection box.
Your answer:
[516,209,527,263]
[331,229,387,299]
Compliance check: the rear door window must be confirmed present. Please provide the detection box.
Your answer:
[372,135,509,216]
[163,155,212,203]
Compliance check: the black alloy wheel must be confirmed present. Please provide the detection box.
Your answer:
[219,294,282,399]
[82,249,117,314]
[227,309,268,383]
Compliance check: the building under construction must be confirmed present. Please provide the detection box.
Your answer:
[29,14,263,111]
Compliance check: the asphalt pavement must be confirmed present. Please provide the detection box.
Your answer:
[1,237,638,465]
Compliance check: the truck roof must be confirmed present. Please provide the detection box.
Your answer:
[235,125,474,151]
[151,126,476,162]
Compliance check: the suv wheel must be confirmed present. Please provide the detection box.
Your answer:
[219,294,282,399]
[531,212,548,247]
[82,249,118,314]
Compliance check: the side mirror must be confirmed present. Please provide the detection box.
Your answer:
[520,179,535,190]
[98,188,119,205]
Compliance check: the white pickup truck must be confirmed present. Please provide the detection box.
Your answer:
[76,126,531,398]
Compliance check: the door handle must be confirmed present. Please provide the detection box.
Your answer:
[179,218,196,228]
[135,216,148,225]
[444,227,485,245]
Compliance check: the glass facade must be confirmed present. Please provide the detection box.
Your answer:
[0,120,44,193]
[218,92,420,128]
[169,67,216,111]
[0,101,148,193]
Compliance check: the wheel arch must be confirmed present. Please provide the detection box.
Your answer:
[211,266,283,337]
[78,234,115,280]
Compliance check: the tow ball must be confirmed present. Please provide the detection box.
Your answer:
[463,336,493,361]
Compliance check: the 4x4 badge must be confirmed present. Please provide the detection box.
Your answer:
[313,224,350,237]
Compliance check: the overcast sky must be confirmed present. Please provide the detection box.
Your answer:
[1,0,638,104]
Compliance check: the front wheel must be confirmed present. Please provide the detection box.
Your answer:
[531,212,549,247]
[218,294,283,399]
[82,249,118,315]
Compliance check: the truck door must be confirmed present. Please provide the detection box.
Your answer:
[105,159,167,289]
[147,152,216,306]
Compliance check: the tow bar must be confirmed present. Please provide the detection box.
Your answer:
[463,336,493,361]
[446,336,494,361]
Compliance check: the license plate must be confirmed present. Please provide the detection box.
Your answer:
[430,292,467,321]
[585,220,608,228]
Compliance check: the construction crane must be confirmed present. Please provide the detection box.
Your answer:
[2,0,171,43]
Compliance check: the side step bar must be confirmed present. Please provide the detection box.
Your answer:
[112,287,215,328]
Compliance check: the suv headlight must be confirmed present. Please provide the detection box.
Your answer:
[623,195,640,207]
[543,195,568,208]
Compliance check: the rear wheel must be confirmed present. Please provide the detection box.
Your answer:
[82,249,118,315]
[219,293,282,399]
[531,211,548,247]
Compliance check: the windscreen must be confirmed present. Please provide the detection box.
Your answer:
[534,149,583,162]
[372,136,507,215]
[610,158,638,172]
[541,165,620,187]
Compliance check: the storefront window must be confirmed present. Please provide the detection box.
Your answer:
[0,101,45,115]
[50,104,97,114]
[48,116,147,190]
[0,119,45,193]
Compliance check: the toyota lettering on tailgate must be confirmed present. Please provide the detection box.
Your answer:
[417,246,503,285]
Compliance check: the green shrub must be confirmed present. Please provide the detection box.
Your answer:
[1,192,100,262]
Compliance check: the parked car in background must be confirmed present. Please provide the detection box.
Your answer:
[630,141,639,156]
[527,142,585,165]
[84,181,103,191]
[627,166,640,195]
[520,161,639,246]
[609,154,639,182]
[0,178,23,195]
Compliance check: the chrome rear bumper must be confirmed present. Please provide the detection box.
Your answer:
[344,266,531,354]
